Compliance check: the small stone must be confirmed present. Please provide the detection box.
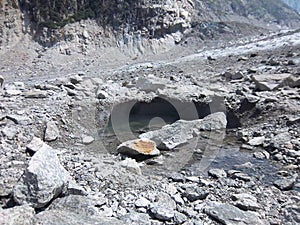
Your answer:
[231,71,244,80]
[182,186,209,202]
[44,121,59,142]
[135,197,150,208]
[169,172,186,182]
[117,138,160,157]
[274,176,296,191]
[149,194,176,221]
[23,90,47,98]
[0,75,3,87]
[248,136,265,146]
[82,135,94,145]
[26,137,46,153]
[1,126,17,140]
[70,75,83,84]
[232,193,261,211]
[119,158,142,175]
[174,211,188,224]
[96,89,109,99]
[208,168,227,178]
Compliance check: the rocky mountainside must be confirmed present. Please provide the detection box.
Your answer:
[281,0,300,12]
[0,0,300,49]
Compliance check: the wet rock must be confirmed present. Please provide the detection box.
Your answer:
[117,138,160,157]
[35,209,123,225]
[122,212,151,225]
[208,168,227,178]
[248,136,265,146]
[140,112,227,150]
[251,73,297,91]
[182,186,209,201]
[232,193,261,211]
[44,121,59,141]
[82,135,94,145]
[13,145,74,208]
[204,201,266,225]
[26,136,46,153]
[0,205,35,225]
[149,193,176,221]
[274,176,297,191]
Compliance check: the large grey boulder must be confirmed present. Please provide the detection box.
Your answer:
[0,205,35,225]
[13,144,80,208]
[204,201,267,225]
[140,112,227,150]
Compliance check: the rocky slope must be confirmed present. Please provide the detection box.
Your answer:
[1,0,300,50]
[281,0,300,12]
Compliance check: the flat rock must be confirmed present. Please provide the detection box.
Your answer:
[135,76,166,92]
[122,212,151,225]
[251,73,297,91]
[232,193,261,211]
[44,121,59,141]
[182,186,209,201]
[35,209,123,225]
[23,90,48,98]
[82,135,95,145]
[117,138,160,156]
[208,168,227,178]
[13,145,73,208]
[204,201,266,225]
[140,112,227,150]
[0,205,35,225]
[248,136,265,146]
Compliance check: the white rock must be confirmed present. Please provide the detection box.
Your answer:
[44,121,59,142]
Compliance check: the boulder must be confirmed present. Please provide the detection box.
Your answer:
[117,138,160,156]
[251,73,299,91]
[140,112,227,150]
[204,201,266,225]
[13,145,78,208]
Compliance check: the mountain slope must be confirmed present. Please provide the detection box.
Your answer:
[0,0,300,49]
[281,0,300,12]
